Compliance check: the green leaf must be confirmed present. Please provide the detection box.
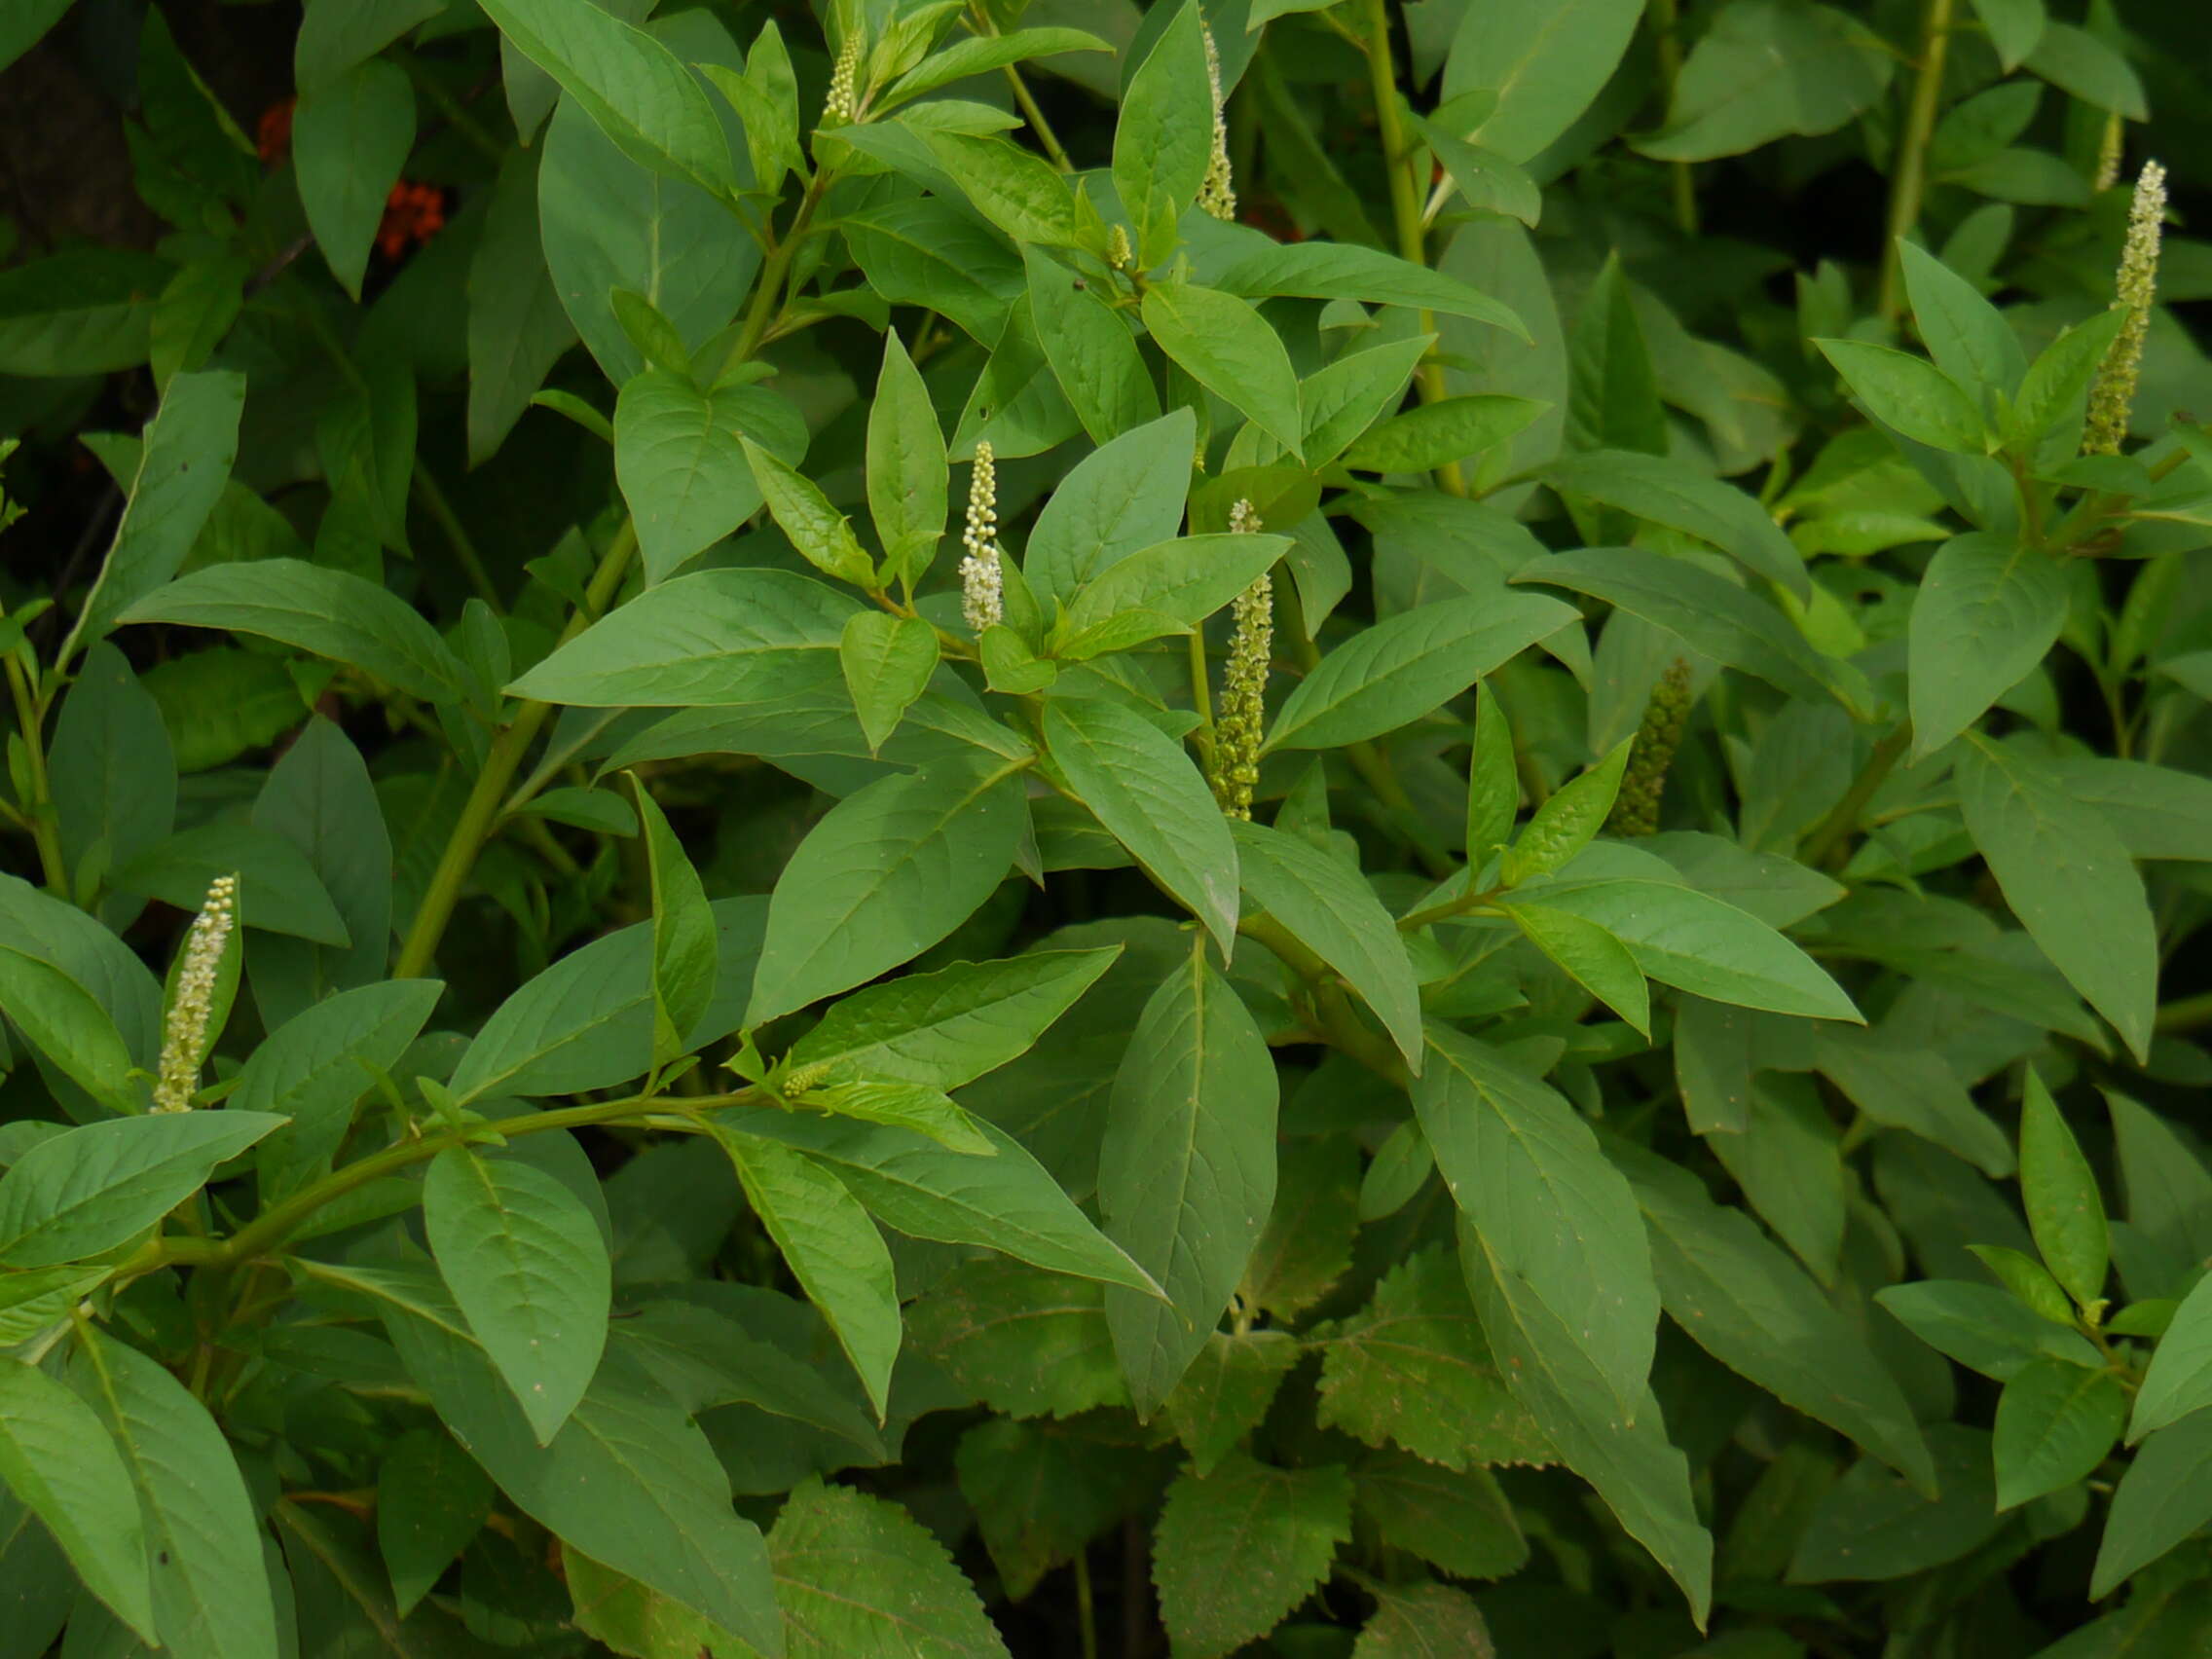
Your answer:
[63,372,244,658]
[448,898,762,1102]
[1514,872,1861,1021]
[510,568,858,707]
[1153,1453,1352,1659]
[1500,738,1631,886]
[0,946,137,1114]
[1240,1134,1361,1319]
[1316,1248,1551,1470]
[1501,902,1651,1034]
[478,0,734,197]
[1233,820,1424,1068]
[1516,547,1846,707]
[117,559,471,705]
[1101,945,1279,1418]
[1460,1223,1712,1626]
[292,60,415,300]
[1637,0,1892,162]
[1418,1028,1656,1413]
[2009,306,2127,447]
[1141,282,1306,459]
[1811,1025,2012,1177]
[886,27,1110,106]
[1956,736,2157,1060]
[1443,0,1646,162]
[0,0,70,76]
[2109,1092,2212,1292]
[294,0,447,92]
[324,1262,781,1654]
[1044,696,1238,956]
[0,249,170,377]
[376,1427,494,1617]
[1342,395,1545,475]
[1267,592,1577,753]
[2051,758,2212,864]
[706,1125,901,1419]
[1022,409,1196,601]
[921,130,1078,248]
[2018,1067,2110,1309]
[67,1329,279,1659]
[0,1112,283,1268]
[1301,334,1436,468]
[0,1357,155,1643]
[787,947,1119,1090]
[1816,339,1987,454]
[1060,534,1289,652]
[631,782,717,1067]
[1567,252,1667,457]
[1215,242,1525,339]
[747,753,1026,1024]
[1025,249,1160,445]
[2091,1409,2212,1598]
[2127,1273,2212,1443]
[1994,1354,2125,1509]
[1968,0,2047,69]
[1113,2,1210,267]
[1466,682,1517,863]
[1909,533,2067,757]
[771,1479,1010,1658]
[838,612,939,755]
[1541,450,1808,599]
[1164,1331,1303,1477]
[1353,1452,1530,1581]
[1787,1424,2000,1582]
[240,978,443,1197]
[956,1417,1163,1601]
[905,1257,1126,1419]
[614,372,805,584]
[148,254,247,390]
[866,331,948,584]
[742,437,876,589]
[1876,1279,2103,1380]
[784,1079,993,1154]
[1353,1581,1498,1658]
[424,1145,613,1445]
[1898,240,2027,400]
[1615,1140,1936,1493]
[2025,20,2146,120]
[844,196,1025,349]
[113,823,347,947]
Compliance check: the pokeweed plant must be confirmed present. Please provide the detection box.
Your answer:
[0,0,2209,1654]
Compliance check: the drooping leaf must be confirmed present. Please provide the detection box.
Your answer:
[1153,1453,1353,1659]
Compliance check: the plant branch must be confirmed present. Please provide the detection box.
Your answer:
[1877,0,1954,323]
[5,652,66,892]
[1799,719,1912,870]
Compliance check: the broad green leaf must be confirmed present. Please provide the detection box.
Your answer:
[1419,1028,1656,1412]
[1502,901,1650,1034]
[1500,738,1631,885]
[1141,282,1306,458]
[1443,0,1645,163]
[294,0,448,91]
[1908,533,2067,756]
[1234,819,1424,1067]
[1353,1582,1497,1658]
[747,754,1026,1023]
[1811,1025,2012,1177]
[2128,1272,2212,1443]
[118,559,471,705]
[1994,1354,2124,1509]
[148,254,247,390]
[904,1257,1126,1419]
[2009,305,2127,447]
[1266,592,1578,753]
[632,782,717,1067]
[479,0,734,196]
[63,370,245,659]
[323,1262,781,1654]
[1,0,70,76]
[706,1125,900,1418]
[1301,334,1436,467]
[425,1145,613,1445]
[885,27,1111,106]
[1515,547,1844,707]
[1637,0,1892,161]
[1616,1141,1936,1493]
[449,898,765,1102]
[613,1298,885,1453]
[1164,1330,1303,1477]
[1875,1280,2101,1380]
[1022,409,1196,601]
[0,249,170,377]
[844,196,1025,348]
[569,1546,751,1659]
[957,1417,1165,1601]
[787,948,1120,1089]
[1898,240,2027,399]
[784,1080,993,1156]
[1514,872,1861,1021]
[1101,945,1278,1417]
[0,1265,106,1346]
[1344,395,1544,476]
[115,823,349,946]
[1542,449,1808,599]
[2018,1068,2109,1309]
[1566,251,1666,457]
[1044,696,1237,955]
[921,130,1078,247]
[2024,21,2146,120]
[1240,1134,1360,1320]
[1215,241,1526,339]
[0,1358,155,1643]
[866,331,947,583]
[1113,2,1210,267]
[742,437,875,589]
[510,568,858,707]
[838,612,939,755]
[68,1329,279,1659]
[2108,1092,2212,1297]
[375,1427,494,1617]
[1026,249,1160,445]
[1466,682,1517,862]
[1353,1452,1530,1582]
[772,1479,1012,1659]
[2091,1409,2212,1598]
[240,978,443,1197]
[1460,1224,1712,1625]
[2053,758,2212,864]
[1153,1453,1352,1659]
[1316,1248,1551,1470]
[614,372,806,583]
[292,60,415,299]
[1969,0,2046,68]
[1956,736,2156,1060]
[1787,1424,1999,1583]
[0,946,137,1114]
[1817,339,1987,454]
[0,1112,283,1268]
[1060,533,1289,650]
[249,714,391,1029]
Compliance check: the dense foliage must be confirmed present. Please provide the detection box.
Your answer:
[0,0,2209,1652]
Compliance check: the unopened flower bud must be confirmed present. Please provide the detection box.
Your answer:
[152,874,237,1113]
[2084,159,2167,457]
[960,443,1004,637]
[1107,223,1132,272]
[1210,500,1271,819]
[1605,659,1694,837]
[2093,114,2124,194]
[822,31,861,128]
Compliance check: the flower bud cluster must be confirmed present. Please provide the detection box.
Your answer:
[1198,24,1236,222]
[1606,660,1694,837]
[960,442,1005,637]
[152,874,237,1113]
[1211,500,1271,820]
[823,32,861,127]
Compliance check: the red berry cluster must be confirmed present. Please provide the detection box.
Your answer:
[254,95,448,262]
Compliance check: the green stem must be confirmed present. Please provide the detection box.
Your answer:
[1188,631,1216,765]
[1799,719,1912,871]
[1650,0,1699,234]
[1074,1547,1099,1659]
[411,466,500,609]
[2155,988,2212,1034]
[5,653,66,893]
[1878,0,1954,323]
